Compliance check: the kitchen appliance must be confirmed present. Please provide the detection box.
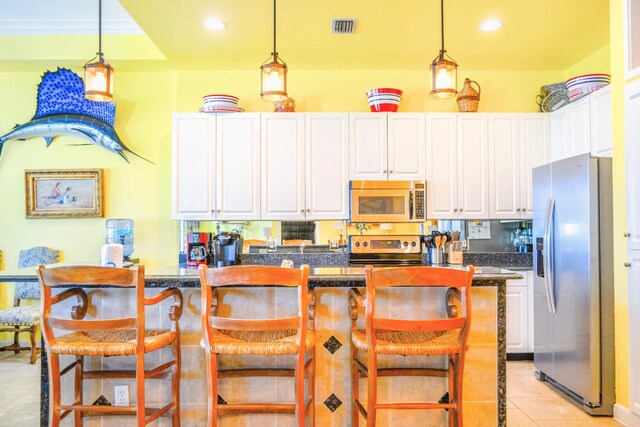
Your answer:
[212,232,242,267]
[350,180,426,223]
[186,232,209,266]
[348,235,422,266]
[532,153,614,415]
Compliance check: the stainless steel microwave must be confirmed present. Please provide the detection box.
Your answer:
[349,180,426,223]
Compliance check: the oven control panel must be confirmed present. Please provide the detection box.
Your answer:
[349,235,422,254]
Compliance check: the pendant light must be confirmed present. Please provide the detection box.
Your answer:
[84,0,114,102]
[430,0,458,99]
[260,0,288,101]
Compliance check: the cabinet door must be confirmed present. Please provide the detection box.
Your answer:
[488,114,520,219]
[627,251,640,419]
[261,114,305,220]
[519,114,550,218]
[626,81,640,251]
[216,114,261,220]
[387,113,425,180]
[306,114,349,220]
[589,86,612,157]
[526,271,534,352]
[506,283,528,353]
[426,114,457,219]
[550,108,569,162]
[349,113,388,180]
[171,113,216,220]
[457,114,489,219]
[568,96,591,157]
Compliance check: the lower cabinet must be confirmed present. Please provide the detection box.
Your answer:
[506,271,533,354]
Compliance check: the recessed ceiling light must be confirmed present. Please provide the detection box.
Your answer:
[480,19,502,31]
[203,18,226,31]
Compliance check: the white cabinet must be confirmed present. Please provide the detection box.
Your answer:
[305,113,350,219]
[262,113,350,221]
[550,88,611,162]
[489,114,549,219]
[350,113,425,181]
[506,271,534,353]
[261,114,306,220]
[457,114,489,219]
[172,113,260,220]
[625,79,640,421]
[589,85,612,157]
[426,113,488,219]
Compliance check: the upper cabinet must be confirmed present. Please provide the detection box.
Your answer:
[350,113,425,181]
[426,113,489,220]
[488,114,549,219]
[261,113,350,220]
[550,88,611,162]
[172,113,261,221]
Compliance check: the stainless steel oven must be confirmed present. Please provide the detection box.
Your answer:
[348,235,423,266]
[349,180,426,223]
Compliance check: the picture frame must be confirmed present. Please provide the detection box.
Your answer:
[25,169,103,218]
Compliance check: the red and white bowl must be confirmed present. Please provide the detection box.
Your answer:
[366,88,403,113]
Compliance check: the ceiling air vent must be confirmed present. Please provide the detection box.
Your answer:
[331,19,357,34]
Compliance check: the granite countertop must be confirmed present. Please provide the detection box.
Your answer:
[0,264,522,287]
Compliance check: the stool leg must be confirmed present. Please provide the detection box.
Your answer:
[30,325,37,364]
[351,347,360,427]
[13,326,19,354]
[205,352,219,427]
[367,352,377,427]
[49,353,62,427]
[171,336,181,426]
[74,355,84,426]
[309,348,316,427]
[454,354,465,427]
[295,353,306,427]
[136,352,145,427]
[448,357,455,427]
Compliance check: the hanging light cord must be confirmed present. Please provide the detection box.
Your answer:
[273,0,277,55]
[440,0,445,53]
[98,0,103,56]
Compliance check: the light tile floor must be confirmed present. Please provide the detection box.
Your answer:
[0,353,626,427]
[507,361,622,426]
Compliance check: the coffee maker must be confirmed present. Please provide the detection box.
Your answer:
[186,232,210,266]
[212,232,242,267]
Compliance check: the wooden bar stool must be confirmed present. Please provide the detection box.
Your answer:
[200,264,316,427]
[37,265,183,427]
[349,265,475,427]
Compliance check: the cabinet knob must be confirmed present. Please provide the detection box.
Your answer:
[517,208,521,212]
[625,262,632,268]
[459,208,463,212]
[383,169,388,173]
[300,209,305,213]
[624,232,631,237]
[389,170,394,173]
[306,209,311,212]
[210,209,215,213]
[217,209,221,213]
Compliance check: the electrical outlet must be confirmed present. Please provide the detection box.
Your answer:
[114,385,129,407]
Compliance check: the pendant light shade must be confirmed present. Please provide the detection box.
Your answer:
[85,0,114,101]
[261,0,288,101]
[430,0,458,99]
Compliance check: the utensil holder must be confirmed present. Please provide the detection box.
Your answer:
[429,248,443,265]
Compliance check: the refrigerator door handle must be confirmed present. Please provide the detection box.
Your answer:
[544,197,557,314]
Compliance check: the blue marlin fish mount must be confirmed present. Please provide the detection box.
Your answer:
[0,68,152,164]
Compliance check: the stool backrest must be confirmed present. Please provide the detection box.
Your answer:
[37,265,145,351]
[15,247,60,301]
[364,265,475,348]
[200,265,311,349]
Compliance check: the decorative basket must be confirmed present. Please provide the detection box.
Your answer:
[536,82,569,112]
[457,78,481,112]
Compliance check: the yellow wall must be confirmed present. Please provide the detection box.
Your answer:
[563,44,611,80]
[609,0,630,409]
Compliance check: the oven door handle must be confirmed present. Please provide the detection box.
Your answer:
[409,191,414,220]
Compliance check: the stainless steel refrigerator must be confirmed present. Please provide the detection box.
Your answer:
[532,153,615,415]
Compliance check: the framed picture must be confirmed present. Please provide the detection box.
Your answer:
[25,169,103,218]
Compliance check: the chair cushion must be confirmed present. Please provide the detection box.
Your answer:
[49,329,177,356]
[351,329,462,356]
[201,329,316,355]
[15,247,60,300]
[14,283,41,300]
[0,306,40,326]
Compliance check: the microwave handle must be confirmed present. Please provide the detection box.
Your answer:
[409,191,414,220]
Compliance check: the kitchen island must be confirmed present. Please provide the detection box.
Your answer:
[0,265,519,427]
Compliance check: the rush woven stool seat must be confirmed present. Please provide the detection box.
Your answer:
[200,264,316,427]
[38,265,183,427]
[349,265,475,427]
